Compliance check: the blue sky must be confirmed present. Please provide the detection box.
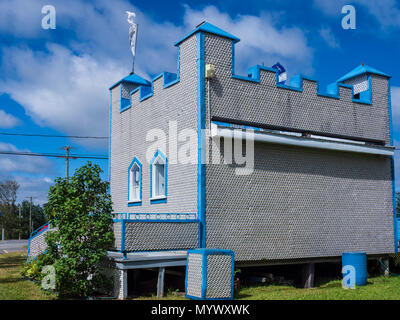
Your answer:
[1,0,400,204]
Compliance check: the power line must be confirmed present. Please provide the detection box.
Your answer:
[0,150,108,159]
[0,132,108,139]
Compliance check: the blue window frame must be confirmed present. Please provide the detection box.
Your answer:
[150,150,167,204]
[128,157,142,206]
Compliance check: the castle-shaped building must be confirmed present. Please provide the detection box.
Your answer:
[107,22,398,298]
[28,22,398,299]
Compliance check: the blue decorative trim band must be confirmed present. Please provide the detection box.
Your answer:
[113,219,199,223]
[232,42,372,105]
[197,32,206,248]
[119,47,181,113]
[150,198,167,204]
[113,212,197,220]
[388,79,398,253]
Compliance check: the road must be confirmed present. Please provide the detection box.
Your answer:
[0,240,28,254]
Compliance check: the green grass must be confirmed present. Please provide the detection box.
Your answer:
[132,276,400,300]
[236,276,400,300]
[0,252,56,300]
[135,293,189,300]
[2,251,400,300]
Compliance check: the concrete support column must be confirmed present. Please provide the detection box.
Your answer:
[116,269,128,299]
[157,267,165,298]
[379,258,390,277]
[302,263,315,288]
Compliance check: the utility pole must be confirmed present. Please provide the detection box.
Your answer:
[26,196,33,236]
[0,211,3,241]
[62,146,72,178]
[18,205,21,240]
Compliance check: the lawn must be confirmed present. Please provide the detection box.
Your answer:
[1,251,400,300]
[0,252,56,300]
[133,276,400,300]
[236,276,400,300]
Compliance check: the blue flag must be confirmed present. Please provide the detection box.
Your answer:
[272,62,287,85]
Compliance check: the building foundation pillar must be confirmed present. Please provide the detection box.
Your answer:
[157,267,165,298]
[115,268,128,299]
[379,258,390,277]
[301,263,315,288]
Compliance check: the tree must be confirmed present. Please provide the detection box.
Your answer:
[19,201,47,239]
[0,180,19,239]
[43,162,114,297]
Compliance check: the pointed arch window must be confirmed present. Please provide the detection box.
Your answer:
[150,150,167,203]
[128,157,142,206]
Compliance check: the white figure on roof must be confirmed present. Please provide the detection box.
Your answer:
[126,11,138,73]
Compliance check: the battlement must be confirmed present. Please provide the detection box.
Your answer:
[236,64,374,105]
[130,71,179,103]
[110,22,392,146]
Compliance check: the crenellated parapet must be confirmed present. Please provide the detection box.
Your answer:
[201,30,391,145]
[110,22,391,146]
[129,71,179,103]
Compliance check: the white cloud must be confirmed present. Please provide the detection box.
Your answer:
[391,86,400,124]
[319,26,340,48]
[14,175,53,205]
[0,142,54,204]
[0,0,44,37]
[1,44,125,142]
[0,142,53,175]
[313,0,400,29]
[183,5,313,76]
[0,109,21,128]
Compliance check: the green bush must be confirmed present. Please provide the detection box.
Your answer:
[21,253,55,282]
[40,162,114,297]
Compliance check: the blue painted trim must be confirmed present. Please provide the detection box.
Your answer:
[26,223,50,262]
[388,79,394,146]
[114,219,199,223]
[112,212,197,220]
[121,219,125,256]
[175,22,240,47]
[30,227,49,239]
[127,156,142,205]
[109,73,150,90]
[150,150,167,203]
[26,237,31,262]
[108,89,112,190]
[197,32,206,249]
[336,64,391,83]
[231,42,373,105]
[127,202,142,207]
[119,83,133,112]
[150,198,167,204]
[388,79,398,253]
[30,224,49,238]
[358,75,372,101]
[201,250,207,298]
[185,249,234,300]
[120,47,181,112]
[123,247,195,254]
[28,249,48,263]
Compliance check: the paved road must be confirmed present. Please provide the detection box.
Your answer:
[0,240,28,254]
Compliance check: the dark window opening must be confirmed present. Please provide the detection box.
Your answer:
[354,93,360,99]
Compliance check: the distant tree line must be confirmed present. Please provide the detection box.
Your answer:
[0,180,47,240]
